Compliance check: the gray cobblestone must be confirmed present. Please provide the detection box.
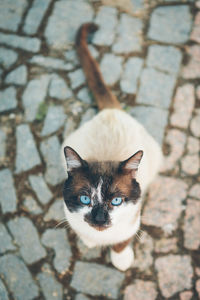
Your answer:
[63,118,76,138]
[0,128,6,160]
[93,6,117,46]
[15,124,41,173]
[37,263,63,300]
[42,229,72,274]
[44,198,65,222]
[44,0,94,48]
[22,74,51,121]
[49,74,73,100]
[112,14,143,53]
[0,279,9,300]
[75,294,90,300]
[0,169,17,214]
[77,239,102,260]
[0,47,18,69]
[146,45,182,75]
[8,216,46,264]
[0,87,17,113]
[0,254,39,300]
[77,87,93,104]
[41,106,66,136]
[23,196,43,215]
[0,32,41,52]
[69,69,86,89]
[120,57,143,94]
[0,223,16,254]
[5,65,27,85]
[80,108,97,126]
[71,261,125,298]
[136,68,176,109]
[29,55,73,71]
[189,184,200,200]
[100,53,123,85]
[29,174,53,205]
[148,5,192,44]
[0,0,28,32]
[23,0,51,35]
[40,135,66,185]
[129,106,168,144]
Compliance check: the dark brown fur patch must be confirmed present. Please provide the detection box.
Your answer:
[112,237,133,253]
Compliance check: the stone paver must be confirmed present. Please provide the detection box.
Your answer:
[0,0,28,32]
[155,255,193,298]
[0,87,17,113]
[0,1,199,299]
[93,6,117,46]
[40,135,66,185]
[0,47,18,69]
[5,65,27,85]
[142,176,188,233]
[8,216,46,264]
[183,199,200,250]
[0,254,39,300]
[23,0,52,35]
[100,53,123,85]
[37,263,63,300]
[71,261,125,298]
[0,169,17,213]
[29,174,53,205]
[44,0,94,48]
[15,124,41,173]
[42,229,72,274]
[0,32,41,52]
[124,280,157,300]
[112,14,143,53]
[136,68,176,109]
[148,5,192,44]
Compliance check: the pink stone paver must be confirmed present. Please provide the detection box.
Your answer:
[197,85,200,100]
[187,136,200,154]
[190,12,200,44]
[183,199,200,250]
[142,176,188,233]
[181,154,200,175]
[189,184,200,199]
[195,267,200,277]
[154,237,178,253]
[182,45,200,79]
[170,84,195,129]
[196,279,200,299]
[162,129,186,172]
[179,290,193,300]
[155,255,193,298]
[124,280,157,300]
[190,114,200,138]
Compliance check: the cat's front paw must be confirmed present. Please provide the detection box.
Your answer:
[110,246,134,271]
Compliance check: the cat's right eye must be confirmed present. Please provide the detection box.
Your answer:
[80,195,91,205]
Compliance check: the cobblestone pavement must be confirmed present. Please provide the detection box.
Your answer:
[0,0,200,299]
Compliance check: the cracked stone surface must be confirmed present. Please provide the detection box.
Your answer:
[0,1,199,299]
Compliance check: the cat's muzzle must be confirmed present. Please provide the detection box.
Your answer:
[84,205,111,231]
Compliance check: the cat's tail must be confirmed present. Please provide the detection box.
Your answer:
[76,23,121,110]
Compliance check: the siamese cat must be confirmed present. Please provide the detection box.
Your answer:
[61,23,163,271]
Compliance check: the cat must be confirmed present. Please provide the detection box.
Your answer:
[61,23,163,271]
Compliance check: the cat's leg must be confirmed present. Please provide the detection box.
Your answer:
[110,238,134,271]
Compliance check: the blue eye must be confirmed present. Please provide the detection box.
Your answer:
[111,197,123,206]
[80,195,91,205]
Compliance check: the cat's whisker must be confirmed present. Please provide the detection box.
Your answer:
[55,219,68,229]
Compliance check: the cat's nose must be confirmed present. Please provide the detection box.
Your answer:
[92,206,108,225]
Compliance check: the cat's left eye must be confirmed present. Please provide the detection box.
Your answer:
[80,195,91,205]
[111,197,123,206]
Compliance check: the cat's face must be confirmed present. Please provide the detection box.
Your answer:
[63,147,143,231]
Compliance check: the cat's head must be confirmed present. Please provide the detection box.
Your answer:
[63,146,143,231]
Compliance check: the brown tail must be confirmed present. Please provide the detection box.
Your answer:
[76,23,121,110]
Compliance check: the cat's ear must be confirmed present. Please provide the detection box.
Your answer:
[64,146,87,172]
[119,150,143,177]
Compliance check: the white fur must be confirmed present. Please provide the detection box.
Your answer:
[110,245,134,271]
[61,108,163,269]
